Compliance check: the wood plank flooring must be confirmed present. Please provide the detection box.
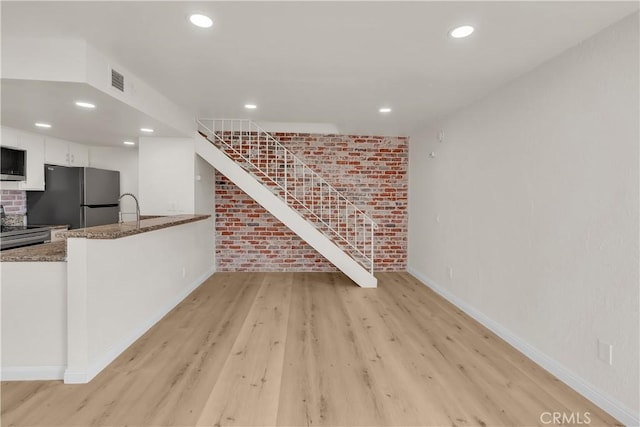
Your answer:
[1,272,621,426]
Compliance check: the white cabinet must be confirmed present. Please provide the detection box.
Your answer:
[69,142,89,166]
[44,137,69,166]
[0,126,45,191]
[1,128,91,191]
[45,138,89,167]
[19,133,45,190]
[1,126,19,149]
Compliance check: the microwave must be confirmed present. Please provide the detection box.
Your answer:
[1,147,26,181]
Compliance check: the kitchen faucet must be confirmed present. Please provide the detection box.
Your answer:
[118,193,140,229]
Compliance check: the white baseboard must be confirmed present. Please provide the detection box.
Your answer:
[64,266,216,384]
[406,266,639,427]
[1,365,65,381]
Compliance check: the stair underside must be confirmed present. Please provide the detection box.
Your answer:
[195,133,377,288]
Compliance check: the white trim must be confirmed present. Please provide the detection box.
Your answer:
[1,365,65,381]
[62,369,88,384]
[406,266,639,427]
[64,266,216,384]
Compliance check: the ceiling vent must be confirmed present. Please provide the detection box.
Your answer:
[111,68,125,92]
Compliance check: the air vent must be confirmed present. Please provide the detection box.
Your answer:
[111,68,124,92]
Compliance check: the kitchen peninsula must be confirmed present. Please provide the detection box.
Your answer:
[1,214,215,383]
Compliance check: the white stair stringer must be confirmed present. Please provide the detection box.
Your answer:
[195,134,378,288]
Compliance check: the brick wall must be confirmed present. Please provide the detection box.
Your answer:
[0,190,26,215]
[215,133,408,272]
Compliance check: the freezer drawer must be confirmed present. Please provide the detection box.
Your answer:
[82,205,119,228]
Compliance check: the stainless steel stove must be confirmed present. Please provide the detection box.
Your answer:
[0,225,51,250]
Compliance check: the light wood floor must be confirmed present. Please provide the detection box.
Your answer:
[2,272,621,426]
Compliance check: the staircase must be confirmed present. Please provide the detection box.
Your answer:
[195,119,377,288]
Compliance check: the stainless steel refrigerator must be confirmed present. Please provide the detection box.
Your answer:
[27,165,120,229]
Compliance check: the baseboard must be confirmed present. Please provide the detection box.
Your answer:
[406,266,639,427]
[2,365,65,381]
[62,369,88,384]
[64,266,216,384]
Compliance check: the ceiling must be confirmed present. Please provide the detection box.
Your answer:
[1,1,638,141]
[1,80,185,146]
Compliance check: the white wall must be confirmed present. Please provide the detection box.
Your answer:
[65,217,215,383]
[194,154,215,216]
[89,146,139,216]
[195,154,216,270]
[408,12,638,424]
[1,262,67,380]
[138,137,195,215]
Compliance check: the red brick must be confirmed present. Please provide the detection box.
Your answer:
[215,132,407,272]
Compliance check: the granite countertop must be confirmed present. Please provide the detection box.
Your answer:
[62,214,210,239]
[1,215,211,262]
[0,241,67,262]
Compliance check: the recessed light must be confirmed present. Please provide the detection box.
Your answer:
[123,141,136,146]
[189,13,213,28]
[35,122,52,128]
[450,25,474,38]
[75,101,96,109]
[379,107,392,113]
[244,104,257,109]
[140,128,154,133]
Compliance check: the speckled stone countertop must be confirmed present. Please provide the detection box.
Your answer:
[62,214,210,239]
[1,215,210,262]
[0,241,67,262]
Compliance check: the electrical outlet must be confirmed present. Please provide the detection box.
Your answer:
[438,130,445,142]
[448,267,454,280]
[182,267,187,278]
[597,339,613,365]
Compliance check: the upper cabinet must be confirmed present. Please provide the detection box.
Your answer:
[43,137,68,165]
[20,133,46,190]
[44,137,89,167]
[1,127,92,191]
[0,126,45,191]
[1,126,20,149]
[68,142,89,166]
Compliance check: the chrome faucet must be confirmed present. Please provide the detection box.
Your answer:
[118,193,140,228]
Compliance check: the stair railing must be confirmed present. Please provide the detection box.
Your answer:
[197,118,377,274]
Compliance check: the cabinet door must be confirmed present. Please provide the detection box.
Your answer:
[18,133,45,191]
[68,142,89,167]
[1,126,20,149]
[45,137,70,166]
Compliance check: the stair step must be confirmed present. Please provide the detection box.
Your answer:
[196,124,377,288]
[207,136,373,266]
